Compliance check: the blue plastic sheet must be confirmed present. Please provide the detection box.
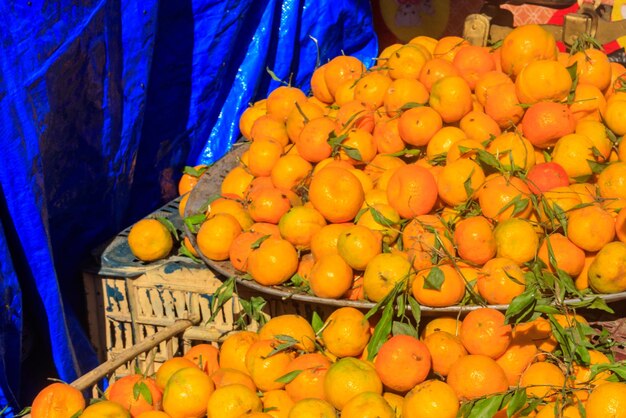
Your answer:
[0,0,376,413]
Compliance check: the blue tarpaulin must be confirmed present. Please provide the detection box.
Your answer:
[0,0,377,413]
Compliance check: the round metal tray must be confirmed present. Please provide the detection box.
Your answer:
[183,141,626,313]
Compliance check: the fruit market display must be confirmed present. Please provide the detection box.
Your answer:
[27,308,626,417]
[90,21,626,418]
[175,24,626,312]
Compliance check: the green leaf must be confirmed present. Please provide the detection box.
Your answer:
[463,169,475,199]
[400,102,425,110]
[505,290,537,325]
[370,207,396,227]
[133,381,153,405]
[312,312,324,334]
[327,131,348,148]
[207,277,236,323]
[408,296,422,329]
[496,194,529,218]
[392,321,418,338]
[367,301,393,361]
[184,213,207,234]
[383,148,422,158]
[178,244,202,263]
[183,165,209,177]
[266,67,289,85]
[606,128,619,144]
[275,369,303,384]
[354,207,369,223]
[567,61,579,103]
[341,145,363,161]
[567,297,615,313]
[423,266,445,290]
[587,159,609,175]
[367,303,393,361]
[156,217,179,241]
[489,39,503,50]
[250,234,271,249]
[507,388,527,418]
[396,294,406,318]
[467,393,507,418]
[11,407,32,418]
[476,149,502,171]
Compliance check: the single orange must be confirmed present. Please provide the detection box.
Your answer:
[258,314,317,353]
[459,110,502,143]
[453,45,495,89]
[80,401,130,418]
[568,48,612,92]
[515,59,572,104]
[196,213,242,261]
[412,265,466,308]
[433,36,469,62]
[521,101,576,149]
[250,114,290,147]
[324,357,383,410]
[418,58,460,92]
[309,253,354,299]
[398,106,443,146]
[423,331,468,377]
[484,82,525,129]
[487,131,536,172]
[278,205,326,250]
[446,354,509,400]
[261,389,294,418]
[155,357,198,390]
[162,367,214,418]
[567,205,615,252]
[240,102,268,140]
[477,257,526,305]
[178,164,208,196]
[495,342,538,386]
[437,159,485,206]
[324,55,365,97]
[460,308,512,359]
[429,75,473,123]
[321,307,370,358]
[295,116,335,163]
[205,383,263,418]
[363,252,414,303]
[31,382,86,418]
[245,339,295,392]
[500,24,557,77]
[247,237,299,286]
[372,116,405,155]
[107,374,163,417]
[386,164,438,219]
[341,392,395,418]
[266,86,307,122]
[519,361,565,401]
[211,367,256,391]
[336,224,382,270]
[403,380,459,418]
[387,43,431,80]
[184,343,219,375]
[537,233,586,277]
[310,64,334,103]
[453,216,497,265]
[219,331,259,374]
[383,78,429,116]
[284,353,331,402]
[308,166,364,223]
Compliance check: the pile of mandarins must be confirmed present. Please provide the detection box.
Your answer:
[29,307,626,417]
[177,24,626,307]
